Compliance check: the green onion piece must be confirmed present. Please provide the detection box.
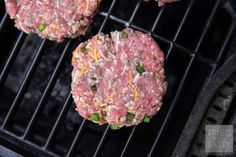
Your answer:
[122,31,128,39]
[110,124,120,130]
[136,63,145,74]
[39,23,46,32]
[143,116,151,123]
[81,47,88,54]
[90,113,100,121]
[127,113,135,121]
[91,84,97,91]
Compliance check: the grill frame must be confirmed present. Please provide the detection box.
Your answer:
[0,0,236,157]
[173,36,236,157]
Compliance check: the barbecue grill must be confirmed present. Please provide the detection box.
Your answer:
[0,0,236,156]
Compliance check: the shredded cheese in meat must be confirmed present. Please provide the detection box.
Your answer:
[107,91,116,104]
[128,109,136,114]
[90,36,99,61]
[102,107,108,112]
[86,0,90,12]
[134,87,139,101]
[93,48,99,61]
[94,98,100,106]
[72,56,76,64]
[128,70,133,86]
[71,91,76,95]
[50,24,60,29]
[78,64,89,77]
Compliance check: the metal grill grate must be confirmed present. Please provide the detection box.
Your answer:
[0,0,236,156]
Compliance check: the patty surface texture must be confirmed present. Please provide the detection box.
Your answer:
[5,0,101,41]
[71,28,167,127]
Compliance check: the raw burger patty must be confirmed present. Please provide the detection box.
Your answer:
[71,28,167,128]
[144,0,178,6]
[5,0,101,41]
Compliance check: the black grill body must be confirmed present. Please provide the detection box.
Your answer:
[0,0,236,157]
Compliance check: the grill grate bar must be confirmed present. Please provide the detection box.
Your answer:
[126,0,142,27]
[109,14,128,25]
[216,21,236,62]
[22,40,72,139]
[66,119,87,157]
[151,8,165,33]
[66,1,119,156]
[106,1,196,156]
[2,39,47,129]
[120,126,137,157]
[0,0,233,156]
[194,0,222,52]
[97,13,215,67]
[0,128,59,157]
[98,0,118,32]
[148,57,195,157]
[148,3,225,154]
[99,8,216,68]
[92,1,144,156]
[147,2,197,154]
[44,93,73,149]
[117,5,167,157]
[104,12,172,45]
[173,0,195,42]
[0,32,26,86]
[93,126,110,157]
[0,12,8,32]
[166,0,195,59]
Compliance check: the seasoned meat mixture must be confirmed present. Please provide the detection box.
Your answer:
[71,28,167,128]
[5,0,101,41]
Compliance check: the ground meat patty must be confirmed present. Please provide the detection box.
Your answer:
[5,0,101,42]
[71,28,167,128]
[144,0,178,6]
